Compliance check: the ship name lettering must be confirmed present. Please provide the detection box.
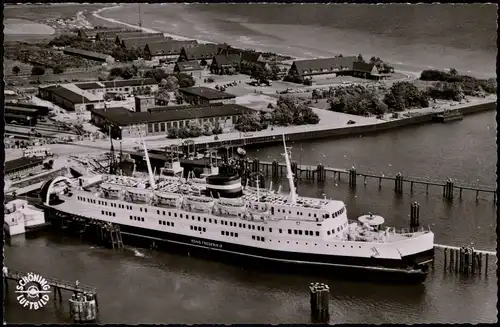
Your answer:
[191,239,222,249]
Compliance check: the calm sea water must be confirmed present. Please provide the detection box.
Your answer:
[100,3,497,78]
[4,111,497,324]
[4,4,498,324]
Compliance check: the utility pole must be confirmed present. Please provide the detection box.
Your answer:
[138,3,142,28]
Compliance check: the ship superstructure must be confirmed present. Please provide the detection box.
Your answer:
[39,135,434,282]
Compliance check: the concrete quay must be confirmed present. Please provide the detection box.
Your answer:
[70,97,496,153]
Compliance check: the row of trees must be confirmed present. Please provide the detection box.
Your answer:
[420,69,496,96]
[167,121,223,139]
[235,96,320,132]
[328,82,429,116]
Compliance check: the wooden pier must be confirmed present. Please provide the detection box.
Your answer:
[243,159,496,202]
[433,245,495,276]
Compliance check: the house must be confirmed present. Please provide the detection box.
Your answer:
[174,61,204,79]
[210,54,241,75]
[5,157,44,180]
[95,29,142,42]
[178,43,229,63]
[240,51,268,74]
[143,40,198,61]
[78,28,128,40]
[287,56,359,80]
[63,48,115,64]
[349,62,385,80]
[115,32,165,46]
[75,79,159,95]
[38,85,100,112]
[178,86,236,105]
[121,36,168,50]
[89,104,253,138]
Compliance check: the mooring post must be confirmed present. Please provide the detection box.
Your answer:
[348,168,357,189]
[425,183,429,194]
[409,202,420,231]
[395,172,403,194]
[471,247,476,274]
[455,249,459,272]
[378,177,382,188]
[459,188,463,199]
[364,175,367,186]
[475,190,479,202]
[410,181,414,193]
[485,253,489,275]
[449,249,454,271]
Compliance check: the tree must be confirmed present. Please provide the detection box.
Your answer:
[235,113,263,132]
[449,68,458,76]
[155,89,170,105]
[164,75,179,91]
[31,65,45,76]
[174,90,183,104]
[53,65,64,74]
[269,63,280,80]
[109,67,123,78]
[167,127,179,139]
[357,54,365,63]
[145,68,168,83]
[251,66,271,85]
[176,73,195,88]
[200,59,207,66]
[121,66,138,79]
[12,66,20,75]
[187,121,203,137]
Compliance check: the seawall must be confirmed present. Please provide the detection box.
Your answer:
[191,101,497,149]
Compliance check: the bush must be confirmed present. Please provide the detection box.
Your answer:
[31,65,45,76]
[420,69,496,96]
[53,65,64,74]
[206,77,215,83]
[12,66,20,75]
[176,73,195,88]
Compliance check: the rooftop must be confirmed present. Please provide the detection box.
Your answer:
[146,40,198,56]
[121,36,168,49]
[75,82,105,90]
[292,56,359,76]
[90,104,252,126]
[182,43,228,60]
[40,85,97,104]
[175,60,203,72]
[5,157,44,173]
[178,86,236,100]
[102,78,158,89]
[63,47,112,61]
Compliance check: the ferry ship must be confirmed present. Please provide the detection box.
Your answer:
[39,136,434,283]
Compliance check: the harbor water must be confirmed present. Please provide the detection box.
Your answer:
[4,111,497,324]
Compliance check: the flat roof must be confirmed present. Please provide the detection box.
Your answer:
[40,85,97,104]
[178,87,236,100]
[5,157,44,173]
[75,82,104,90]
[102,78,158,89]
[63,47,112,61]
[90,104,252,126]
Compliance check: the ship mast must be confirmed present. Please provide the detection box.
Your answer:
[282,134,297,204]
[141,137,156,190]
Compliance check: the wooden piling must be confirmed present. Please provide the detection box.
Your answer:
[348,168,357,189]
[475,190,479,201]
[485,253,489,274]
[478,252,483,272]
[395,173,403,194]
[449,249,454,271]
[409,202,420,231]
[444,248,448,270]
[378,177,382,188]
[459,188,463,198]
[410,181,414,193]
[426,183,429,194]
[364,175,367,185]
